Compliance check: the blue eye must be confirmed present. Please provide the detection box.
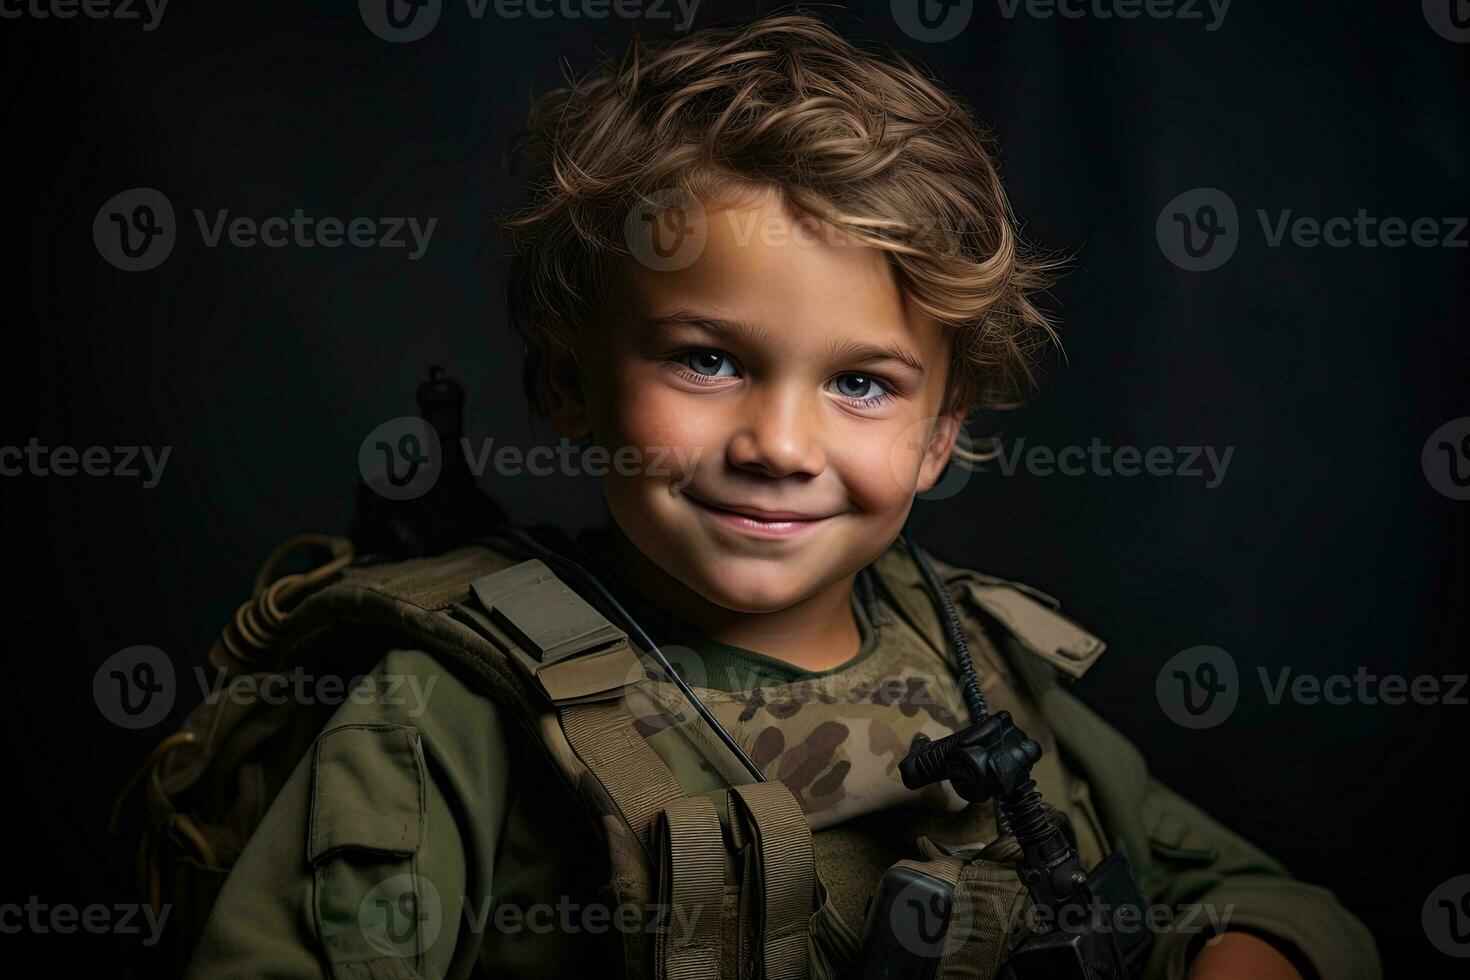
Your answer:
[678,350,738,378]
[832,373,888,401]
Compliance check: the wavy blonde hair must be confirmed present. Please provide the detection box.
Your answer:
[497,9,1063,456]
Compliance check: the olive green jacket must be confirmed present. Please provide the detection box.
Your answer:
[184,549,1379,980]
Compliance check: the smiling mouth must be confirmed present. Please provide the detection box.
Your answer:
[683,494,835,538]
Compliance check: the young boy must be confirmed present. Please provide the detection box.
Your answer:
[183,11,1376,980]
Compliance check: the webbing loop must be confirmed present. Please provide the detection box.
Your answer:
[729,781,815,980]
[654,795,727,979]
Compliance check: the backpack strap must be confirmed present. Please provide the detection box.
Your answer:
[467,559,645,705]
[464,558,692,856]
[562,700,686,851]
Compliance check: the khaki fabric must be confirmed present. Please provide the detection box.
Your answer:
[727,781,816,979]
[653,795,726,979]
[184,538,1381,980]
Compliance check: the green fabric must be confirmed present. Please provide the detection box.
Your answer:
[308,725,425,863]
[309,725,428,978]
[608,577,877,692]
[1037,683,1382,980]
[185,649,511,980]
[185,540,1381,980]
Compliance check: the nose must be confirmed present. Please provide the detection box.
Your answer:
[725,386,827,479]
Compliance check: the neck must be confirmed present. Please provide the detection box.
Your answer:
[607,524,862,672]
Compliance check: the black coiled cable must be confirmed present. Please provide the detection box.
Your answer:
[998,781,1051,849]
[900,532,989,724]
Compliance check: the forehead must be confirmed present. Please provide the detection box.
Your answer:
[619,189,948,361]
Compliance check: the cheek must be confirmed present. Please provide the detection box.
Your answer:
[598,367,672,445]
[597,377,722,479]
[838,418,933,512]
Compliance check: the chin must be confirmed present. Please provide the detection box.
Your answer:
[680,555,812,614]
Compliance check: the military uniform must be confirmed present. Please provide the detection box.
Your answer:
[178,531,1379,979]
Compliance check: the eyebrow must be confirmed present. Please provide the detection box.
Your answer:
[645,311,777,347]
[824,338,926,376]
[646,311,926,376]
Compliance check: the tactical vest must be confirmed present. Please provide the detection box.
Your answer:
[115,530,1108,979]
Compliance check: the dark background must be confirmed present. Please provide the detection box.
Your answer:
[1,0,1465,975]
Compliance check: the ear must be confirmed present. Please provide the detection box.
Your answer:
[915,410,966,493]
[542,347,592,439]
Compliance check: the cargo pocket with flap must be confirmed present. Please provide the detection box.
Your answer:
[308,723,435,980]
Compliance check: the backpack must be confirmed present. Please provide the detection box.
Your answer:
[111,532,522,975]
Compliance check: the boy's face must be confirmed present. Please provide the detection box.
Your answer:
[549,187,962,614]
